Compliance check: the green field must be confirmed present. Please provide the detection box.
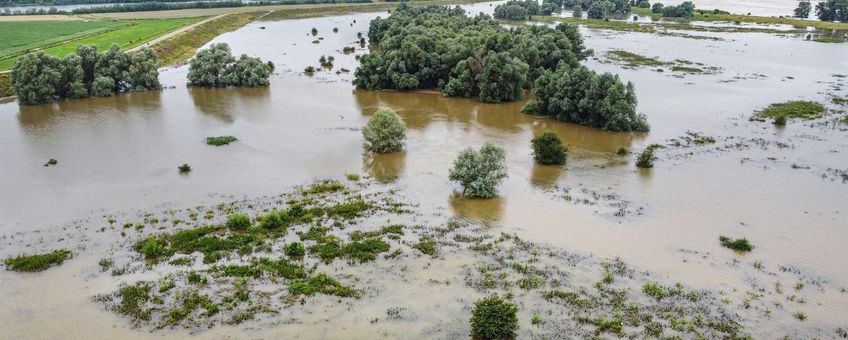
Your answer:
[0,17,203,70]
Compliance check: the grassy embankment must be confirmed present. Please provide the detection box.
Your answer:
[152,12,262,66]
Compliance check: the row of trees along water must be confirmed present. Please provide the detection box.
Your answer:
[0,0,371,16]
[354,4,648,132]
[10,42,271,104]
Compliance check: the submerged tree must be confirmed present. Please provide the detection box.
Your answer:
[531,131,567,165]
[522,64,648,132]
[11,44,161,105]
[362,108,407,153]
[449,142,508,199]
[478,52,528,103]
[188,43,272,87]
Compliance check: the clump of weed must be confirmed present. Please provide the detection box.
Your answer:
[178,164,191,173]
[793,311,807,321]
[616,147,628,155]
[414,237,437,256]
[755,100,825,120]
[284,242,306,257]
[44,158,58,166]
[470,295,519,340]
[636,146,657,168]
[116,283,152,322]
[288,273,356,297]
[225,213,252,230]
[205,136,238,146]
[719,236,754,252]
[642,282,667,300]
[304,66,315,75]
[302,181,344,195]
[4,249,72,272]
[346,172,360,181]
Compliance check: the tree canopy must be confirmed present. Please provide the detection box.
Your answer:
[187,43,272,87]
[659,1,695,17]
[522,64,649,132]
[11,44,160,105]
[354,5,590,103]
[362,107,407,153]
[493,0,555,20]
[794,1,812,18]
[815,0,848,22]
[449,142,508,199]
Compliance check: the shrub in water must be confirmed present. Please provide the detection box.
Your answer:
[531,131,567,165]
[226,213,251,230]
[178,164,191,173]
[470,295,519,340]
[449,142,508,198]
[635,147,657,168]
[362,108,407,153]
[719,236,754,252]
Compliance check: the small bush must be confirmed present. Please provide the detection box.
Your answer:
[178,164,191,173]
[226,213,252,230]
[4,249,72,272]
[346,172,360,181]
[470,296,519,340]
[616,147,628,155]
[635,147,657,168]
[449,142,508,199]
[531,131,567,165]
[206,136,238,146]
[773,116,786,126]
[719,236,754,252]
[285,242,306,257]
[362,108,407,153]
[304,66,316,75]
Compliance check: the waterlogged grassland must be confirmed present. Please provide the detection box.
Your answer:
[605,50,721,74]
[754,101,826,120]
[0,17,203,70]
[4,249,71,272]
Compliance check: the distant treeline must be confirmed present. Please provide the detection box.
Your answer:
[1,0,201,6]
[0,0,371,15]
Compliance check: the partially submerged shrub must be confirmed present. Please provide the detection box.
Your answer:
[470,295,519,340]
[362,108,407,153]
[635,146,657,168]
[531,131,567,165]
[449,142,508,199]
[4,249,72,272]
[206,136,238,146]
[719,236,754,252]
[188,43,271,87]
[225,213,251,230]
[178,164,192,173]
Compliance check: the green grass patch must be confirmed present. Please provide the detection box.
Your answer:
[301,181,344,195]
[206,135,238,146]
[814,36,846,43]
[755,101,825,120]
[671,65,704,73]
[288,272,357,297]
[414,237,437,256]
[608,50,667,67]
[4,249,72,272]
[719,236,754,252]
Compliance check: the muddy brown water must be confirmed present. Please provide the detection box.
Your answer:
[1,1,847,338]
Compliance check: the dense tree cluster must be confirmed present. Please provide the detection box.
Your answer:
[493,0,554,20]
[651,2,663,13]
[815,0,848,22]
[522,64,649,132]
[187,43,272,87]
[547,0,631,18]
[656,1,695,17]
[635,0,650,8]
[11,44,160,105]
[354,5,590,103]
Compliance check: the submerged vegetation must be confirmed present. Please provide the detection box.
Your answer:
[354,5,590,104]
[11,44,160,105]
[4,249,72,272]
[719,236,754,252]
[205,136,238,146]
[187,43,272,87]
[449,142,508,199]
[754,100,826,121]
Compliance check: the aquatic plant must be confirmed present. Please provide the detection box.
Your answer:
[178,164,191,173]
[414,237,437,256]
[3,249,71,272]
[719,236,754,252]
[470,295,519,340]
[755,100,825,120]
[531,131,567,165]
[449,143,508,199]
[635,146,657,168]
[362,108,407,153]
[205,136,238,146]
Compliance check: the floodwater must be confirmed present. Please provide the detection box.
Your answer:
[1,1,847,338]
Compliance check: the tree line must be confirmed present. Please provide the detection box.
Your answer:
[0,0,371,16]
[493,0,555,21]
[543,0,631,19]
[649,1,695,17]
[795,0,847,22]
[10,44,160,105]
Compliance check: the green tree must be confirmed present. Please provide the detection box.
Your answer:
[651,2,664,13]
[572,5,583,16]
[362,108,407,153]
[523,64,648,132]
[442,57,480,98]
[794,1,811,18]
[470,296,519,340]
[10,52,62,105]
[125,47,161,91]
[94,44,130,92]
[637,0,650,8]
[449,142,508,198]
[61,54,87,99]
[223,54,272,86]
[531,131,567,165]
[188,43,236,87]
[478,52,528,104]
[815,0,848,22]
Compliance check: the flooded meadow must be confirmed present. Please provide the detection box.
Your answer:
[1,1,847,338]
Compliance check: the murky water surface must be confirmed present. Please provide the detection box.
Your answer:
[1,1,847,338]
